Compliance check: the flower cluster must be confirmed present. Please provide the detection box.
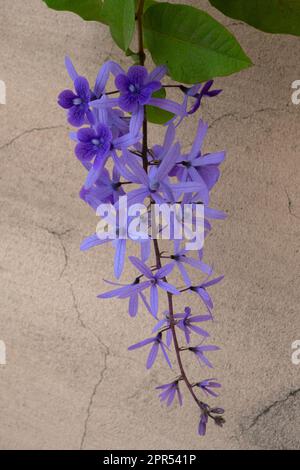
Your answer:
[59,57,225,436]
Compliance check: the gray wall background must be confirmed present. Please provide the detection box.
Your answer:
[0,0,299,449]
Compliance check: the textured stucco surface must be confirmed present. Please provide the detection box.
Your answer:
[0,0,299,450]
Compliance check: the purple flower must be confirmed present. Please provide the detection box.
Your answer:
[98,278,152,317]
[75,123,112,164]
[128,332,172,369]
[76,124,140,189]
[189,344,220,368]
[190,275,224,311]
[58,76,91,127]
[171,240,211,287]
[185,80,222,115]
[152,312,173,346]
[176,120,225,198]
[129,256,179,317]
[91,66,184,134]
[175,307,211,344]
[197,379,221,398]
[115,65,162,113]
[114,147,205,206]
[156,380,183,406]
[198,412,208,436]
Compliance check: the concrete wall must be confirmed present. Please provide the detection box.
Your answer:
[0,0,299,449]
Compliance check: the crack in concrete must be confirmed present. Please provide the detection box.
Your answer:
[246,387,300,430]
[34,222,111,448]
[79,347,109,450]
[0,125,67,152]
[35,225,72,279]
[62,258,110,450]
[208,107,280,130]
[284,188,300,220]
[69,282,110,450]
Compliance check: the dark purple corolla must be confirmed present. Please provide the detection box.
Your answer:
[58,76,92,127]
[115,65,162,113]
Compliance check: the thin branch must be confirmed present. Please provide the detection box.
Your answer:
[136,0,206,415]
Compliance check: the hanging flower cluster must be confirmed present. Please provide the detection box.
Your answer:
[58,57,225,436]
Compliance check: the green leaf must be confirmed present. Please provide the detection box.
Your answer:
[102,0,136,51]
[144,0,156,11]
[146,89,174,125]
[210,0,300,36]
[143,2,252,84]
[43,0,108,23]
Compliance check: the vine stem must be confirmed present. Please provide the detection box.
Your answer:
[136,0,205,413]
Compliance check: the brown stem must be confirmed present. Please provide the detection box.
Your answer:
[152,238,205,411]
[137,0,146,66]
[136,0,208,417]
[136,0,219,419]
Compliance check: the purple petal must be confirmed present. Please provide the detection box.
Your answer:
[114,239,126,279]
[199,166,220,191]
[94,62,111,97]
[140,239,151,263]
[129,105,144,136]
[119,93,139,113]
[114,132,140,149]
[157,280,180,295]
[190,120,208,158]
[146,341,159,369]
[80,233,108,250]
[201,275,224,289]
[150,284,159,317]
[99,284,138,299]
[68,105,86,127]
[198,414,208,436]
[190,315,212,323]
[129,337,155,351]
[182,256,211,275]
[156,142,180,181]
[177,262,192,287]
[58,89,76,109]
[152,318,168,333]
[126,156,148,185]
[65,56,78,81]
[75,142,96,161]
[197,345,220,352]
[129,256,153,279]
[77,127,96,142]
[127,65,148,86]
[147,65,167,83]
[159,342,172,369]
[188,324,209,338]
[148,97,183,116]
[74,76,90,101]
[166,387,176,406]
[115,73,131,93]
[194,151,225,166]
[126,187,149,205]
[129,293,138,317]
[196,288,213,310]
[156,262,174,279]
